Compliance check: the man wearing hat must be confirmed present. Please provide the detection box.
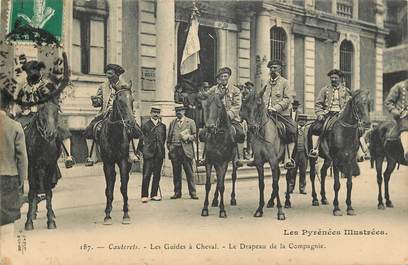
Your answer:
[199,67,245,167]
[84,64,137,165]
[15,59,74,169]
[291,100,302,122]
[136,106,166,202]
[167,103,198,200]
[262,59,297,169]
[309,69,351,157]
[288,113,308,194]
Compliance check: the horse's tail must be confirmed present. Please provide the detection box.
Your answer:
[369,126,384,159]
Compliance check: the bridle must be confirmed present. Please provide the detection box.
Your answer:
[338,92,366,129]
[206,95,226,135]
[107,89,134,134]
[35,100,60,142]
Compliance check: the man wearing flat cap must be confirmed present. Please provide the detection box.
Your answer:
[136,106,166,202]
[84,64,137,165]
[198,67,245,167]
[262,59,297,169]
[309,69,351,157]
[167,104,198,199]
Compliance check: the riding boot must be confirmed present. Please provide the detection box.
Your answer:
[309,135,320,158]
[85,139,95,167]
[284,143,296,169]
[62,138,74,168]
[401,131,408,161]
[128,139,140,163]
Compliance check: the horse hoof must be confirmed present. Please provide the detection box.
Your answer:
[277,213,286,221]
[284,202,291,209]
[47,221,57,229]
[104,217,113,225]
[347,209,356,216]
[377,204,385,210]
[333,209,342,216]
[122,217,131,225]
[266,200,274,208]
[25,222,34,231]
[312,200,320,206]
[321,199,329,205]
[386,201,394,208]
[219,211,227,218]
[201,209,209,217]
[230,199,237,206]
[253,211,263,218]
[211,200,218,207]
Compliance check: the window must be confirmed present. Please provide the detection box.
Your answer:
[72,0,108,75]
[270,26,287,77]
[340,40,353,89]
[337,0,353,18]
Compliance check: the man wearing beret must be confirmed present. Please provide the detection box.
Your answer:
[136,106,166,203]
[84,64,138,165]
[199,67,245,167]
[309,69,351,157]
[262,60,297,169]
[167,104,198,199]
[384,79,408,161]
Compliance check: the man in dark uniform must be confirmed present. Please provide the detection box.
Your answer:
[384,79,408,161]
[309,69,351,158]
[288,113,308,194]
[137,106,166,203]
[167,104,198,200]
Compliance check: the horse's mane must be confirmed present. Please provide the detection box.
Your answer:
[338,89,365,121]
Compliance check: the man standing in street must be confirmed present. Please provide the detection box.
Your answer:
[137,106,166,203]
[167,104,198,200]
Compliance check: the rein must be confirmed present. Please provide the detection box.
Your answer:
[338,95,361,129]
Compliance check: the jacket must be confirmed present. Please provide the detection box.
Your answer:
[201,84,241,122]
[315,85,351,117]
[262,76,295,116]
[167,117,196,160]
[385,80,408,116]
[137,119,166,160]
[0,111,28,181]
[93,78,130,113]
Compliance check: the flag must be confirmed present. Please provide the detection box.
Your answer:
[180,12,200,75]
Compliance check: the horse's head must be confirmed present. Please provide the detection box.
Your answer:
[36,97,60,142]
[240,86,266,132]
[350,89,370,126]
[203,93,227,134]
[111,82,135,134]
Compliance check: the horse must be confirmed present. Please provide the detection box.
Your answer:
[240,87,286,220]
[97,83,139,225]
[368,120,406,209]
[307,89,370,216]
[22,53,70,231]
[200,93,238,218]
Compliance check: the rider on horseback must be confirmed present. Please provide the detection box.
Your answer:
[84,64,138,166]
[384,79,408,161]
[309,69,352,158]
[15,59,74,169]
[198,67,246,167]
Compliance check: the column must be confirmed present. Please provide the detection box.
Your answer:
[155,0,175,119]
[107,0,123,65]
[254,9,270,90]
[374,38,384,116]
[304,36,315,115]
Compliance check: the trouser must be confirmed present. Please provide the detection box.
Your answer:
[170,146,196,196]
[231,120,245,143]
[0,175,21,226]
[288,151,307,191]
[141,157,163,198]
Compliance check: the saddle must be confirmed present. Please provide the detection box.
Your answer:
[322,114,339,135]
[93,117,108,142]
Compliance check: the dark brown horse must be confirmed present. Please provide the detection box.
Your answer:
[307,89,370,216]
[98,84,138,225]
[200,93,238,218]
[240,88,286,220]
[368,120,406,209]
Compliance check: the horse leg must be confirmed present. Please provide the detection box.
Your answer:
[375,157,385,210]
[267,192,275,208]
[103,163,116,225]
[211,185,219,207]
[201,164,213,217]
[254,165,265,217]
[25,190,36,230]
[320,160,330,205]
[216,163,228,218]
[309,158,319,206]
[384,159,397,208]
[345,167,356,216]
[46,190,56,229]
[284,169,292,209]
[119,160,131,224]
[272,165,285,220]
[332,166,342,216]
[230,164,237,206]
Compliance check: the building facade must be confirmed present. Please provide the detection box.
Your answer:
[2,0,388,163]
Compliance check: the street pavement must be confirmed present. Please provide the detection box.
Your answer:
[2,161,408,265]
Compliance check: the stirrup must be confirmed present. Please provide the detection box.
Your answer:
[309,149,319,158]
[64,156,75,169]
[85,157,94,167]
[284,158,296,170]
[197,159,207,167]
